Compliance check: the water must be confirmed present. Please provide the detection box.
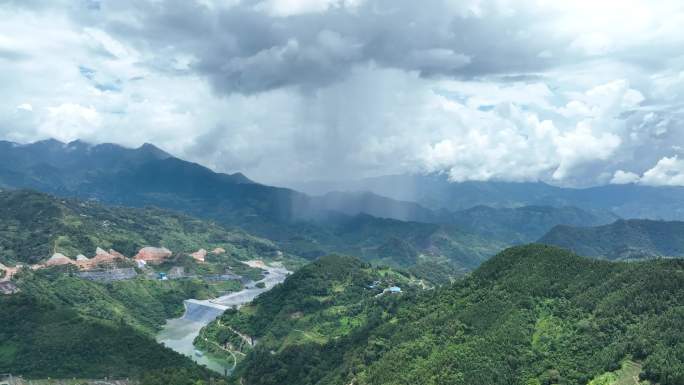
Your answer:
[155,263,291,374]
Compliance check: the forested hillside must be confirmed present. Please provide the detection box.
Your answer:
[539,219,684,259]
[0,266,225,383]
[197,255,419,378]
[277,214,502,271]
[0,189,278,265]
[225,245,684,385]
[450,205,617,244]
[0,141,614,277]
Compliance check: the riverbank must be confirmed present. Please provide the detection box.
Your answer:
[155,260,291,375]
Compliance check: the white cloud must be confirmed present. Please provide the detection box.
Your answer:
[39,103,102,142]
[640,156,684,186]
[609,156,684,186]
[610,170,640,184]
[256,0,365,16]
[552,122,622,180]
[1,0,684,187]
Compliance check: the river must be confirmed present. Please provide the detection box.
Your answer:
[155,262,291,375]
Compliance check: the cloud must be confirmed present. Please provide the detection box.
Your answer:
[609,156,684,186]
[16,103,33,112]
[1,0,684,187]
[255,0,365,17]
[39,103,103,142]
[639,156,684,186]
[610,170,640,184]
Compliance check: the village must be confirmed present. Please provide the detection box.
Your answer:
[0,246,230,295]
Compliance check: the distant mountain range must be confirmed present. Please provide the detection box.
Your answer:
[0,139,656,271]
[292,173,684,220]
[539,219,684,260]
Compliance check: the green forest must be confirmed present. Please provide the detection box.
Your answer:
[0,266,227,384]
[218,245,684,385]
[0,189,279,265]
[196,255,418,361]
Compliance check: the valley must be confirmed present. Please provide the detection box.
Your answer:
[2,141,684,385]
[156,261,291,375]
[5,1,684,383]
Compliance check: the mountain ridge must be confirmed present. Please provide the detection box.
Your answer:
[539,218,684,260]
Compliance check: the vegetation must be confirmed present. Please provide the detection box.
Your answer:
[0,142,507,277]
[273,214,503,273]
[0,267,225,383]
[222,245,684,385]
[450,205,617,244]
[0,189,279,266]
[539,219,684,260]
[195,255,418,367]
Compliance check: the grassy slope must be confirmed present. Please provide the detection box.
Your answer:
[226,245,684,385]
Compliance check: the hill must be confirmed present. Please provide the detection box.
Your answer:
[0,190,498,282]
[450,205,617,244]
[0,266,225,383]
[0,189,278,266]
[195,255,419,374]
[539,219,684,259]
[271,214,504,281]
[224,245,684,385]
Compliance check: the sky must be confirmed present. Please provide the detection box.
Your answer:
[1,0,684,187]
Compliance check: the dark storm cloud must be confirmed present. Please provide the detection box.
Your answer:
[74,0,572,95]
[4,0,684,186]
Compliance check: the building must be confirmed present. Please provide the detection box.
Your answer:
[0,282,19,295]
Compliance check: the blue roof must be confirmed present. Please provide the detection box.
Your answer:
[388,286,402,292]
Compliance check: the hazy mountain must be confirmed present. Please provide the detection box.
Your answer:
[0,141,503,272]
[0,140,622,272]
[0,140,434,226]
[539,219,684,260]
[450,205,618,244]
[292,173,684,220]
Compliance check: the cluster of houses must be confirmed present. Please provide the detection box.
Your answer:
[0,245,230,293]
[368,280,402,296]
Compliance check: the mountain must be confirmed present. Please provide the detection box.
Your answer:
[539,219,684,260]
[0,188,490,282]
[308,191,447,223]
[0,141,504,273]
[1,265,224,383]
[450,205,618,244]
[309,193,618,245]
[0,140,433,226]
[265,213,503,281]
[196,255,418,367]
[0,140,623,275]
[292,173,684,220]
[224,244,684,385]
[0,189,278,266]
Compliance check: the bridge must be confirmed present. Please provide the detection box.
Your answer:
[182,299,229,323]
[0,374,14,385]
